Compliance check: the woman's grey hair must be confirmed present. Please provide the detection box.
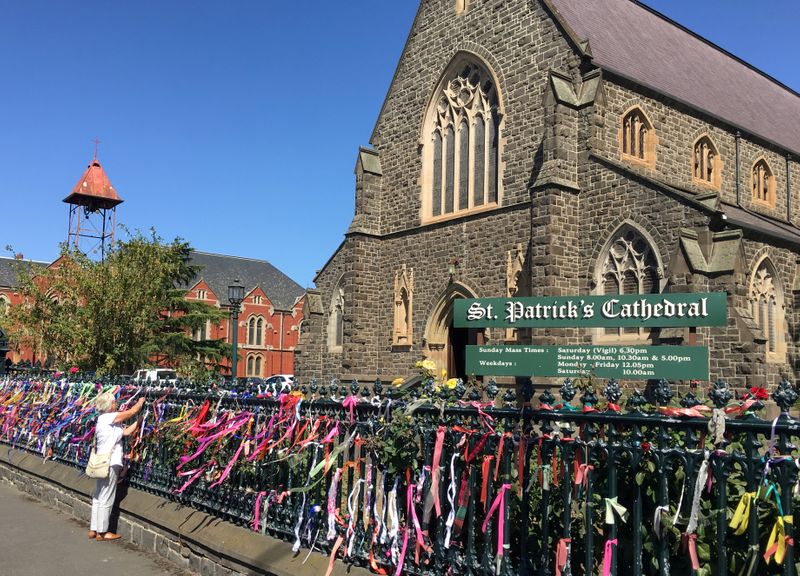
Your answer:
[94,392,117,414]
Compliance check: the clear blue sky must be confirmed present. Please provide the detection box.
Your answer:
[2,1,798,288]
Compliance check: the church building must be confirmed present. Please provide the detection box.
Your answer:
[296,0,800,390]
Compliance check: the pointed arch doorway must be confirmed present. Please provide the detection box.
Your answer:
[424,283,484,381]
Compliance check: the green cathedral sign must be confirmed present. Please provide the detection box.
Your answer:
[454,292,727,328]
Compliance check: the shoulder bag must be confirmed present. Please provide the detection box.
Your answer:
[85,432,112,479]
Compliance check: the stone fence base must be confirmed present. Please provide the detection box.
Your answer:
[0,445,369,576]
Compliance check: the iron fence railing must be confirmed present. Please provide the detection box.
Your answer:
[1,374,799,576]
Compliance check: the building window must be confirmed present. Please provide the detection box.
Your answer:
[751,159,775,206]
[423,59,500,221]
[192,321,208,342]
[620,107,656,167]
[0,295,8,317]
[328,286,345,353]
[597,226,661,340]
[246,354,263,377]
[197,289,207,300]
[253,295,262,305]
[749,258,784,361]
[247,316,263,346]
[692,135,721,188]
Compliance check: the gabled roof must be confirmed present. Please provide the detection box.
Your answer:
[0,257,47,289]
[63,158,123,210]
[547,0,800,154]
[186,252,304,310]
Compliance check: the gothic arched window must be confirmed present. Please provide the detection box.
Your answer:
[256,317,263,346]
[598,226,661,339]
[620,107,656,167]
[752,159,775,206]
[424,59,500,221]
[692,135,721,187]
[247,317,257,345]
[748,258,784,360]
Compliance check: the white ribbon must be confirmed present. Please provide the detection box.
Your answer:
[687,452,709,535]
[346,479,365,557]
[672,473,687,527]
[387,478,400,563]
[326,468,342,541]
[444,453,459,549]
[653,505,669,540]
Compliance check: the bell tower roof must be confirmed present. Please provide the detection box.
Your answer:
[63,157,123,210]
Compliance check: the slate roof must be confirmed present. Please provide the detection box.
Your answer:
[186,252,305,310]
[547,0,800,153]
[0,257,46,289]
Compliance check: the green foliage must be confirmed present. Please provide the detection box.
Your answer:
[5,230,229,374]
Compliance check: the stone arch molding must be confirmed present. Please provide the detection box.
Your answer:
[419,47,507,141]
[419,50,505,222]
[423,281,478,356]
[747,252,786,362]
[588,218,667,289]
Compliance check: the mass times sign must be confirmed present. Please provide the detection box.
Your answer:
[454,292,727,328]
[459,292,726,380]
[466,345,709,380]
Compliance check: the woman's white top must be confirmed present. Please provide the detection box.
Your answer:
[95,412,124,468]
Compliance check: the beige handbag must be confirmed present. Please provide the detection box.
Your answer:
[85,437,112,479]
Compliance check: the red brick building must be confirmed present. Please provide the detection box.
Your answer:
[1,157,305,378]
[183,251,305,378]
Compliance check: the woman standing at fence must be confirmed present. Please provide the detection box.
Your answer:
[88,392,145,541]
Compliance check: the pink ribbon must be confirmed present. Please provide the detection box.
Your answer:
[320,422,339,444]
[481,483,511,558]
[431,426,445,517]
[459,400,496,432]
[174,462,212,495]
[555,538,571,576]
[253,491,266,531]
[687,533,700,570]
[602,538,618,576]
[210,437,247,488]
[342,395,358,424]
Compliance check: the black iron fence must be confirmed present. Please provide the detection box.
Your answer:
[1,374,799,576]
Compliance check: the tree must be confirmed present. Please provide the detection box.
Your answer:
[5,231,230,375]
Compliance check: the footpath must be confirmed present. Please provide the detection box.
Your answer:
[0,480,196,576]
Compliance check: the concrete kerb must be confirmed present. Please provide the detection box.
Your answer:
[0,445,372,576]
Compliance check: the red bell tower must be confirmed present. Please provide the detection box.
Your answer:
[63,156,123,260]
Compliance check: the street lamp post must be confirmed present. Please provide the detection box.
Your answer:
[227,280,245,382]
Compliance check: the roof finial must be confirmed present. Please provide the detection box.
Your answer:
[92,137,101,161]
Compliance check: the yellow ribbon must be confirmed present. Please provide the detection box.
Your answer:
[764,515,793,565]
[729,491,756,536]
[605,496,629,525]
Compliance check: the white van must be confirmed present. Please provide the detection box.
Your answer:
[132,369,178,384]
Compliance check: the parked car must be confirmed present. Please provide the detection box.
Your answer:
[132,368,178,384]
[263,374,294,395]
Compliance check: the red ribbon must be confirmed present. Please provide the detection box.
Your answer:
[687,533,700,570]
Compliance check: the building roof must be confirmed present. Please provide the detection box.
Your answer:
[63,158,123,210]
[547,0,800,154]
[187,251,305,310]
[0,257,46,289]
